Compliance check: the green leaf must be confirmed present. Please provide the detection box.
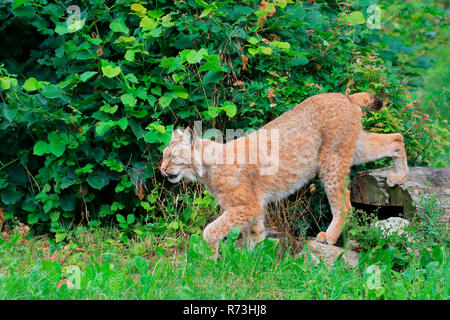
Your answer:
[125,73,138,84]
[102,65,121,78]
[111,202,125,211]
[161,16,175,28]
[96,121,114,136]
[0,188,22,205]
[159,94,173,108]
[131,3,147,15]
[87,171,110,190]
[117,118,128,131]
[205,106,221,119]
[344,11,366,25]
[248,37,259,45]
[79,71,97,82]
[221,102,237,118]
[49,142,66,157]
[287,55,309,67]
[160,57,175,68]
[48,132,66,157]
[186,49,205,64]
[110,18,129,34]
[42,85,63,99]
[100,103,118,114]
[147,122,166,133]
[172,72,185,84]
[141,201,151,210]
[116,214,126,224]
[173,85,188,99]
[50,211,60,222]
[67,18,86,33]
[11,5,36,18]
[148,9,164,18]
[55,232,67,243]
[260,46,273,55]
[22,77,39,91]
[140,16,157,31]
[114,36,135,44]
[75,164,94,174]
[271,41,291,50]
[151,86,162,96]
[99,204,111,217]
[55,24,68,35]
[248,47,260,55]
[76,50,93,60]
[44,200,53,213]
[0,77,17,90]
[177,110,195,119]
[198,54,223,72]
[160,56,185,73]
[202,71,223,84]
[121,93,137,107]
[125,50,136,62]
[199,7,213,18]
[127,214,135,225]
[33,141,50,156]
[28,213,40,225]
[144,131,161,143]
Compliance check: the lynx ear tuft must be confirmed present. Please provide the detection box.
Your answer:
[182,127,197,145]
[173,117,180,130]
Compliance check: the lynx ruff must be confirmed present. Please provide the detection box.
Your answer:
[160,92,409,256]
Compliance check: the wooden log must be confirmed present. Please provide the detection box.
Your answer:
[350,166,449,227]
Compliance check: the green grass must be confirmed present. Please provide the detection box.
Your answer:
[0,194,448,300]
[0,224,448,300]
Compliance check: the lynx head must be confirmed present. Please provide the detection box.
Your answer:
[160,127,197,183]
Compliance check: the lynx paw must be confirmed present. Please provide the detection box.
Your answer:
[316,232,338,245]
[316,231,327,243]
[387,172,407,187]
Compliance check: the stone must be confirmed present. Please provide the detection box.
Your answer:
[299,239,360,268]
[373,217,410,237]
[350,166,449,229]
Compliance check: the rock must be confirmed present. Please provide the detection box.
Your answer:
[299,239,360,268]
[346,239,362,251]
[350,166,449,228]
[373,217,410,237]
[265,228,286,239]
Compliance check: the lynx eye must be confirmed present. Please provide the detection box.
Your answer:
[172,154,185,164]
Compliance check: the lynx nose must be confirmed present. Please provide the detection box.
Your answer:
[160,168,168,177]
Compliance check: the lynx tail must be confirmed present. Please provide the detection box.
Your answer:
[348,92,384,111]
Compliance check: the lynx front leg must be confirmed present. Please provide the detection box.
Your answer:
[353,131,408,186]
[203,205,263,259]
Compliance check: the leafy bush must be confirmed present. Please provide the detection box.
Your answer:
[0,0,446,237]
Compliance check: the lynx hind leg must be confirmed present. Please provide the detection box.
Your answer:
[353,131,408,186]
[241,217,266,249]
[317,153,354,245]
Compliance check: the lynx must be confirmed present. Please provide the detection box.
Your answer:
[160,92,408,255]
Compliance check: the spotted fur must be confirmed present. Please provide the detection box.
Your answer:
[160,92,408,256]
